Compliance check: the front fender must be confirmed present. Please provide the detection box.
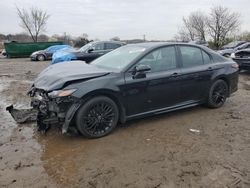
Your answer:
[62,102,82,133]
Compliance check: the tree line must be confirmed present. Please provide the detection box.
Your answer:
[2,5,250,50]
[174,5,248,49]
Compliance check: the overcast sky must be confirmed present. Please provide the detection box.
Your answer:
[1,0,250,40]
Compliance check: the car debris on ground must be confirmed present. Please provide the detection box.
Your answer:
[189,128,201,133]
[6,105,37,124]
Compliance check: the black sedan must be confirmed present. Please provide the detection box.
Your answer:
[28,43,239,138]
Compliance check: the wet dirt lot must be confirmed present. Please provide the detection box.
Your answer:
[0,57,250,188]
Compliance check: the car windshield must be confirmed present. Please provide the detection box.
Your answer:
[78,43,93,52]
[91,45,146,71]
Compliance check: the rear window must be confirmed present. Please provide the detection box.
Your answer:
[202,51,211,64]
[179,46,203,67]
[93,43,105,50]
[105,43,121,50]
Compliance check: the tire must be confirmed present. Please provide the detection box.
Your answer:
[76,96,119,138]
[207,79,228,108]
[37,54,45,61]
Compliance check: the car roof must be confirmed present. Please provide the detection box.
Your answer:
[91,41,125,45]
[125,42,206,50]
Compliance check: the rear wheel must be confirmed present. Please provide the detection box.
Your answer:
[37,54,45,61]
[76,96,119,138]
[207,79,228,108]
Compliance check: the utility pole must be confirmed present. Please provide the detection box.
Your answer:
[143,34,146,42]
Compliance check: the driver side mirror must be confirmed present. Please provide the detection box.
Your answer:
[132,64,151,79]
[87,48,94,53]
[135,64,151,72]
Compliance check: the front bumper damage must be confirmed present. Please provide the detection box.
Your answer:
[30,55,37,61]
[28,87,81,133]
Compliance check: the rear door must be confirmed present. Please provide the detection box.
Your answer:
[177,45,213,103]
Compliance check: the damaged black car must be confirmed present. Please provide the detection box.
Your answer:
[231,48,250,70]
[28,43,239,138]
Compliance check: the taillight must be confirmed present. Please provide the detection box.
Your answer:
[231,63,239,69]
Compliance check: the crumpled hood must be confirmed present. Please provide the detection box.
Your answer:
[34,61,110,91]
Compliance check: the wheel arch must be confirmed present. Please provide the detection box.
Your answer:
[80,89,126,124]
[211,76,230,97]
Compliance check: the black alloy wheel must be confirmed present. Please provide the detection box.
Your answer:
[207,79,228,108]
[76,96,119,138]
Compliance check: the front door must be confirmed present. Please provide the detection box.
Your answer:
[124,46,182,116]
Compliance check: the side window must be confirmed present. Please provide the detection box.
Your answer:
[180,46,203,68]
[92,43,105,51]
[202,51,211,64]
[105,43,121,50]
[136,46,177,72]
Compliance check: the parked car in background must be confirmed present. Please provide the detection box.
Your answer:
[28,43,239,138]
[51,41,125,64]
[220,41,246,50]
[189,40,209,47]
[30,45,72,61]
[231,48,250,70]
[1,49,6,56]
[218,42,250,57]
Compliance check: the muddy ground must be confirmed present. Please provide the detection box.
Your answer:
[0,57,250,188]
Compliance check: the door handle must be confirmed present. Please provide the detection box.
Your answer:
[207,67,213,71]
[171,72,179,77]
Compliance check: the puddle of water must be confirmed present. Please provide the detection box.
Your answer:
[0,81,17,143]
[0,78,57,187]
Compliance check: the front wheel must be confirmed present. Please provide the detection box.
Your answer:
[37,54,45,61]
[76,96,119,138]
[207,79,228,108]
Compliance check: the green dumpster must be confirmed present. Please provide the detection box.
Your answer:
[4,41,63,58]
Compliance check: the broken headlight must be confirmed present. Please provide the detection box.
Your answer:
[48,89,77,98]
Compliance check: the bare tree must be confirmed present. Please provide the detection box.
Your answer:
[174,27,191,42]
[207,6,240,49]
[110,36,120,41]
[16,7,50,42]
[189,12,207,41]
[81,33,88,39]
[237,31,250,41]
[180,11,207,42]
[182,18,196,41]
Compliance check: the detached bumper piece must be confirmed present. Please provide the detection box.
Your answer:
[6,105,37,124]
